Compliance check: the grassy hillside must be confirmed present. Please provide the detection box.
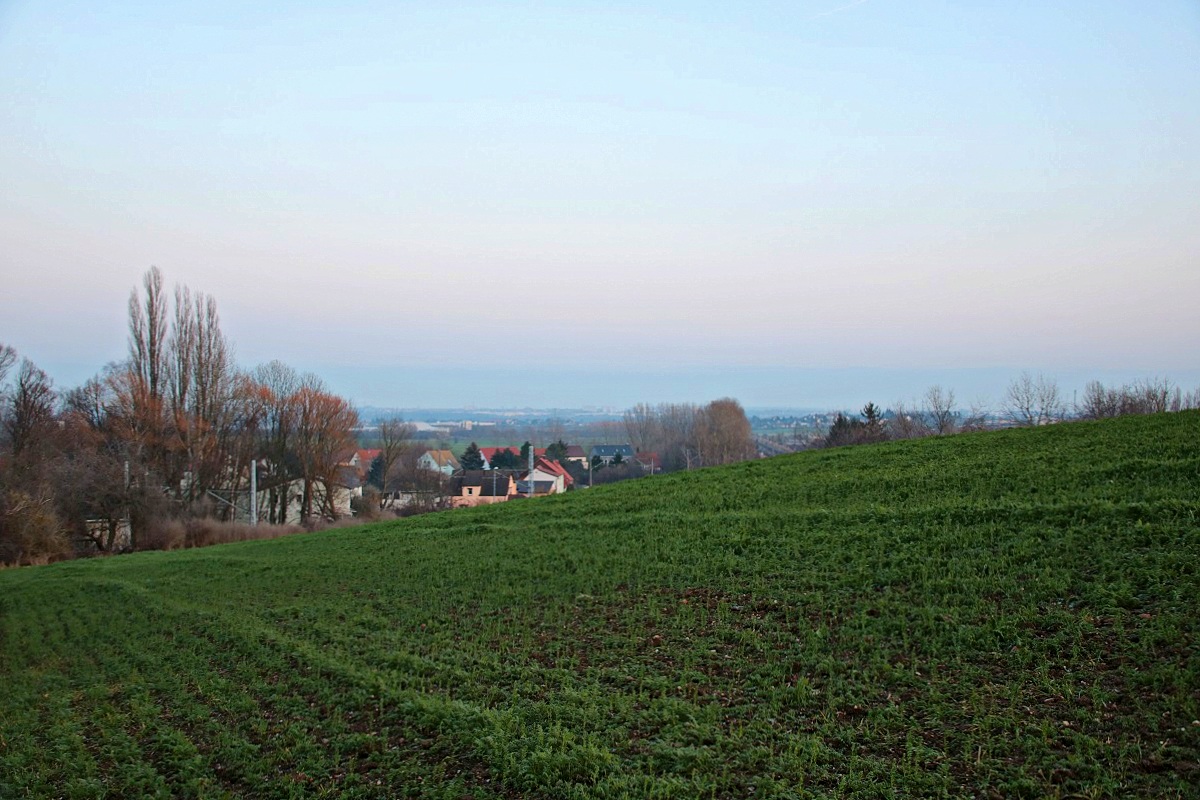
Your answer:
[2,413,1198,799]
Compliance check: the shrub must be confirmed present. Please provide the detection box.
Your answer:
[0,490,72,566]
[138,519,186,551]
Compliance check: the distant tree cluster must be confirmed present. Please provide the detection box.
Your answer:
[0,268,360,566]
[821,375,1198,450]
[1078,377,1198,420]
[835,385,987,448]
[824,403,889,448]
[544,439,569,463]
[622,398,755,471]
[489,447,522,470]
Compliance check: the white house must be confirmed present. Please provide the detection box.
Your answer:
[418,449,460,475]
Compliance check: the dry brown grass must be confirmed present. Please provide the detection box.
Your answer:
[137,518,304,551]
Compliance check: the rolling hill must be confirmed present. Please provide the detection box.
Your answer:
[2,412,1198,798]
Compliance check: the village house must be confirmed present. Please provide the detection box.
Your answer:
[346,449,382,483]
[202,457,359,527]
[632,451,662,474]
[591,444,635,465]
[251,472,356,525]
[449,470,519,508]
[418,449,460,475]
[524,456,574,495]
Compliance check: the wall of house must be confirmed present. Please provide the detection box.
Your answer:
[529,468,566,494]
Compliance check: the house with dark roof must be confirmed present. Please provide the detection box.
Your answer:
[590,444,635,465]
[449,470,517,507]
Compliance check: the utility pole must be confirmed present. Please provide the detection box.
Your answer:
[528,439,535,496]
[249,460,257,526]
[124,460,131,547]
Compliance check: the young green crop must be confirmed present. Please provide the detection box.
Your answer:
[2,412,1198,798]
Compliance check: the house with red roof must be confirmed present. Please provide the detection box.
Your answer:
[633,451,661,474]
[520,456,574,495]
[479,446,545,470]
[344,449,382,482]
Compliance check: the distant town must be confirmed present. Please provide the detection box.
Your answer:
[1,266,1195,565]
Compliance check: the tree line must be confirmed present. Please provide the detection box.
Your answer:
[821,374,1200,449]
[621,398,756,472]
[0,268,360,565]
[6,268,1196,566]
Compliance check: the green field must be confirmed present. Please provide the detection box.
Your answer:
[2,413,1198,798]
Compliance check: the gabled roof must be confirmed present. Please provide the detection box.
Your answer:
[591,444,634,458]
[421,449,460,468]
[633,451,661,468]
[565,445,587,459]
[451,470,513,497]
[532,456,574,487]
[356,449,382,465]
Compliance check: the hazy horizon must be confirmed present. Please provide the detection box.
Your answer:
[3,1,1198,410]
[15,356,1200,418]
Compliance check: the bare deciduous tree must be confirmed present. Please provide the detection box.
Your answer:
[695,398,755,466]
[1004,372,1062,426]
[922,385,958,435]
[291,378,359,523]
[1079,377,1178,419]
[623,403,659,454]
[0,352,72,565]
[617,399,755,471]
[1173,386,1200,412]
[960,396,992,432]
[886,401,928,440]
[1079,380,1118,419]
[128,266,169,424]
[0,343,16,386]
[167,288,235,506]
[657,403,700,471]
[250,361,303,524]
[4,360,56,458]
[376,417,417,506]
[1127,377,1172,415]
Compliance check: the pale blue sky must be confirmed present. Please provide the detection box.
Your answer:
[2,1,1198,408]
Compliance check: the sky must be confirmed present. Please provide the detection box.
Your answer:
[2,1,1199,410]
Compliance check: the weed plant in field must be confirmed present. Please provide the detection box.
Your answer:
[1,412,1198,798]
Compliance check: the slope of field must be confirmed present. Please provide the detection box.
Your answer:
[2,413,1199,799]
